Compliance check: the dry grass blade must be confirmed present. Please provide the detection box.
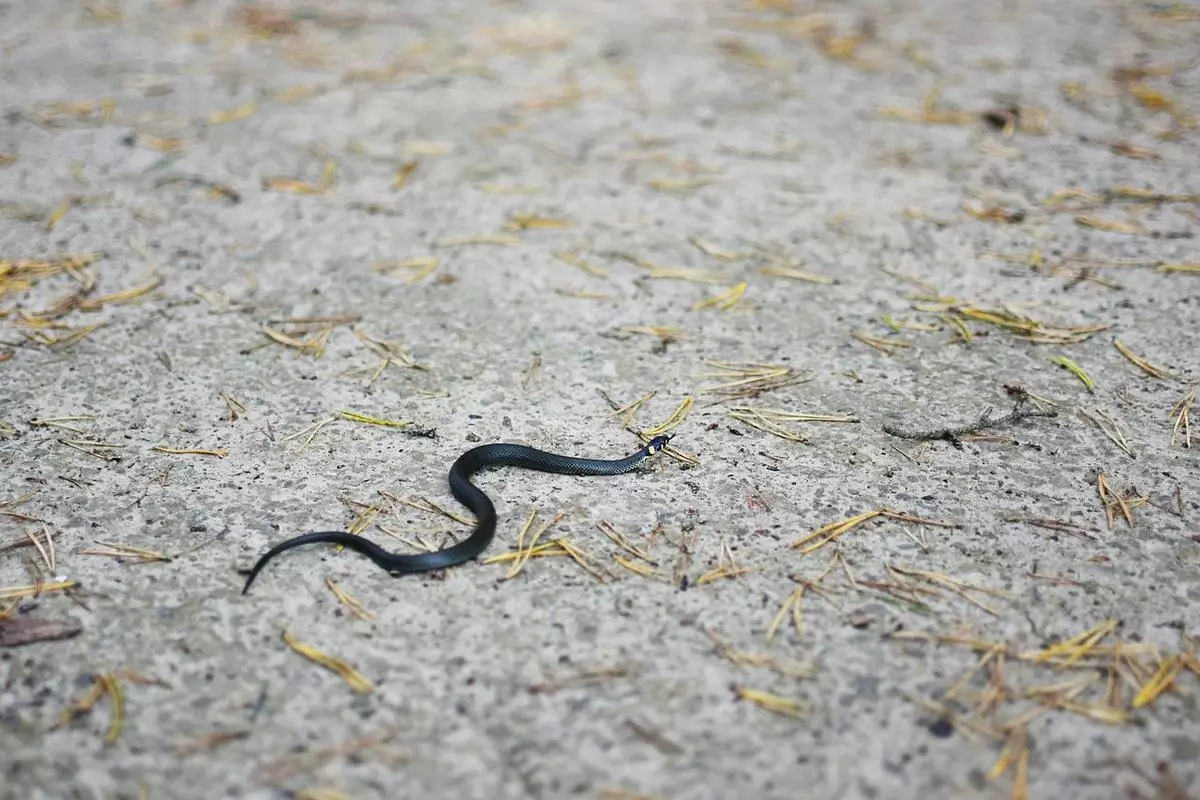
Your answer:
[282,630,374,693]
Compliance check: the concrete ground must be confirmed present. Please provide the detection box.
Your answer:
[2,1,1198,798]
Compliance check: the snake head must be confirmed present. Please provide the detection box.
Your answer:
[646,433,673,454]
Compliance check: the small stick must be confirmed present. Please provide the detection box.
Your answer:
[883,395,1056,448]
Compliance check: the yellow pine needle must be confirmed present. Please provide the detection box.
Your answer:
[607,390,656,428]
[1132,654,1187,708]
[613,554,660,578]
[729,408,807,442]
[1158,262,1200,273]
[647,178,712,192]
[597,521,655,564]
[1113,339,1171,378]
[1080,408,1134,458]
[700,361,805,398]
[57,680,103,728]
[758,264,835,284]
[644,266,728,284]
[151,446,227,457]
[24,526,54,572]
[28,415,95,432]
[282,630,374,693]
[281,417,337,451]
[372,257,438,283]
[392,160,419,189]
[504,214,573,231]
[77,277,160,310]
[506,511,566,579]
[262,176,327,194]
[690,237,744,261]
[766,586,805,641]
[96,673,124,743]
[337,410,410,428]
[1048,355,1095,392]
[1169,385,1195,448]
[379,493,474,526]
[553,251,608,277]
[791,509,955,554]
[707,630,815,677]
[1074,215,1144,235]
[852,330,911,354]
[792,509,883,551]
[482,540,564,564]
[262,324,332,357]
[403,141,453,156]
[734,686,806,718]
[79,541,170,563]
[45,320,108,349]
[0,580,77,601]
[642,396,693,436]
[557,539,610,582]
[730,407,858,424]
[208,102,257,124]
[325,578,374,621]
[1021,619,1119,665]
[435,233,521,247]
[693,282,748,310]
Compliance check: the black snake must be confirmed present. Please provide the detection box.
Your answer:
[241,434,673,593]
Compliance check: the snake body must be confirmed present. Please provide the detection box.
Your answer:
[241,434,672,594]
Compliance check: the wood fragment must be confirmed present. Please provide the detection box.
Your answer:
[0,617,83,647]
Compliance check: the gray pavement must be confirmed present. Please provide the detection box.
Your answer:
[1,1,1198,799]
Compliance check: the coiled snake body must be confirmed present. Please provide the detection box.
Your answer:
[241,434,672,594]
